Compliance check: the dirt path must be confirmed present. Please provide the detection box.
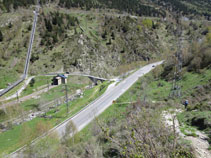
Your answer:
[186,132,211,158]
[163,110,211,158]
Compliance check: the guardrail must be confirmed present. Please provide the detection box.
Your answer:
[0,78,24,97]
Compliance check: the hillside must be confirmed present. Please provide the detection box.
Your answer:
[0,0,211,89]
[1,1,210,89]
[0,0,210,18]
[0,7,168,89]
[0,0,211,157]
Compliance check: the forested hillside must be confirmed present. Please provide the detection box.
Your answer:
[0,5,176,89]
[0,0,211,157]
[0,0,210,89]
[0,0,210,19]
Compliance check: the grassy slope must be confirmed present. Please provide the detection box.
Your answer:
[0,78,86,123]
[0,81,110,155]
[21,76,52,96]
[76,67,211,145]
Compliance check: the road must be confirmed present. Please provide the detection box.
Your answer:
[56,61,164,137]
[9,61,163,157]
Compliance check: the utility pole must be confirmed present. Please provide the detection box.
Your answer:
[16,91,19,103]
[47,79,50,91]
[65,84,69,115]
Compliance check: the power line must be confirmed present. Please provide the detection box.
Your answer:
[170,21,183,98]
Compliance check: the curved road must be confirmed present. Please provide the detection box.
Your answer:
[56,61,164,137]
[9,61,164,157]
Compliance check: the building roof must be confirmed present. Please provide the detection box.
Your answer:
[57,74,67,79]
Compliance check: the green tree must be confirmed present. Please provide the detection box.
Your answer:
[30,78,35,87]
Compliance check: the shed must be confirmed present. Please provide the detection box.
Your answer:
[52,74,68,85]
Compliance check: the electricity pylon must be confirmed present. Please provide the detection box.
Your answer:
[170,24,183,98]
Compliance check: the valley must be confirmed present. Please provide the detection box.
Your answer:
[0,0,210,157]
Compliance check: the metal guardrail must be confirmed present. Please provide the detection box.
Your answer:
[0,78,24,97]
[42,73,108,81]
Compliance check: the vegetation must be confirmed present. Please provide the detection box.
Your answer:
[21,68,195,158]
[0,6,171,88]
[0,0,210,157]
[0,81,110,155]
[0,77,89,123]
[21,76,52,96]
[1,0,210,19]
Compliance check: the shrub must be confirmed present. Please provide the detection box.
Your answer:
[142,19,153,29]
[29,78,35,87]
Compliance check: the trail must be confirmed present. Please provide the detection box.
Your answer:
[163,110,211,158]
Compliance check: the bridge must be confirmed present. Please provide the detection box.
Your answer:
[42,73,108,85]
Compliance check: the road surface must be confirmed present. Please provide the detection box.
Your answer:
[56,61,164,137]
[9,61,164,157]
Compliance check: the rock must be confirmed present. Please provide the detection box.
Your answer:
[76,89,82,95]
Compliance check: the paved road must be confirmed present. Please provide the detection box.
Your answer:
[56,61,164,137]
[9,61,163,157]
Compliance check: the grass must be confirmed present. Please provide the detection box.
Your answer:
[0,81,25,99]
[176,69,211,145]
[177,111,211,131]
[181,69,211,97]
[0,69,20,89]
[142,68,211,101]
[180,124,197,137]
[75,78,144,142]
[0,76,90,123]
[21,76,52,96]
[0,118,52,156]
[76,68,211,144]
[21,81,86,111]
[0,81,86,123]
[0,81,110,155]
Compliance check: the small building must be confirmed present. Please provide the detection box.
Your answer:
[52,74,68,85]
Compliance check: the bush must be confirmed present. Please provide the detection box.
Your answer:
[0,109,6,117]
[142,19,153,29]
[29,78,35,87]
